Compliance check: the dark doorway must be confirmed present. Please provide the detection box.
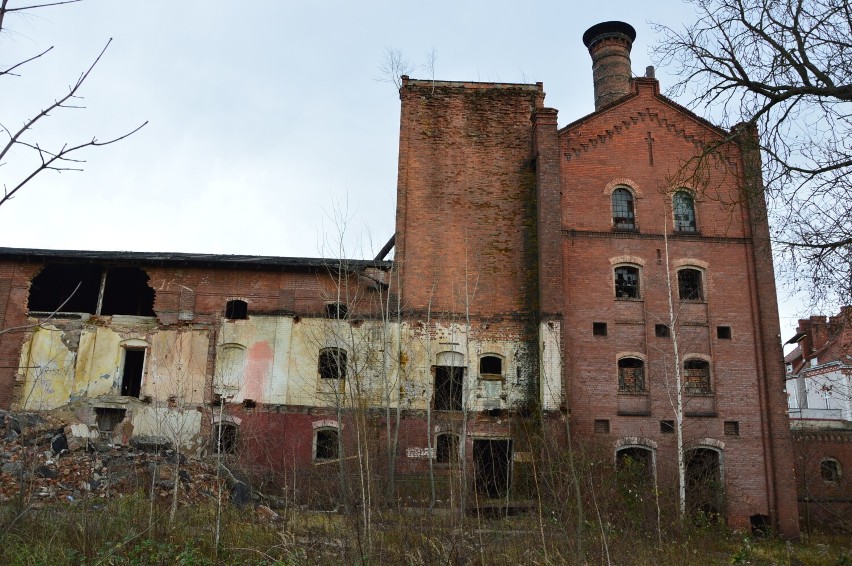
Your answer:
[121,349,145,397]
[473,439,512,498]
[685,448,722,520]
[434,366,463,411]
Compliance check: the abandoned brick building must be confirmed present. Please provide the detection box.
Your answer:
[0,22,799,535]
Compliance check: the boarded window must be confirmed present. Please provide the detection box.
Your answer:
[434,366,464,411]
[684,359,711,393]
[673,191,697,232]
[214,423,238,454]
[678,268,703,301]
[479,355,502,379]
[612,188,636,230]
[318,348,347,380]
[225,299,248,320]
[315,428,339,460]
[618,357,645,392]
[435,433,459,464]
[615,266,640,299]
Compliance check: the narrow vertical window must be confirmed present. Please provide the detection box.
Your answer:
[315,428,339,460]
[612,188,636,230]
[673,191,697,232]
[120,349,145,397]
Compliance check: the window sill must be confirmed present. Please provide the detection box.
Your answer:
[615,297,643,302]
[479,374,504,382]
[617,390,649,396]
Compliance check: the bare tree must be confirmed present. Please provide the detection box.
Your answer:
[653,0,852,309]
[0,0,146,209]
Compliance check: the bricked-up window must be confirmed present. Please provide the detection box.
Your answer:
[614,266,640,299]
[314,428,339,461]
[673,190,697,232]
[225,299,248,320]
[724,421,740,436]
[594,419,610,434]
[678,268,703,301]
[655,324,670,338]
[612,188,636,230]
[318,347,347,380]
[435,433,459,464]
[214,422,238,454]
[820,458,841,482]
[325,302,348,319]
[684,359,711,393]
[717,326,732,339]
[479,355,503,379]
[434,366,464,411]
[618,357,646,392]
[660,420,675,434]
[593,322,608,336]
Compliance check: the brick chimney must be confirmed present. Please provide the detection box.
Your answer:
[582,21,636,111]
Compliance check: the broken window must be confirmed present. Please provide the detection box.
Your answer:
[120,348,145,397]
[314,428,339,460]
[655,324,670,338]
[612,187,636,230]
[479,355,503,379]
[593,322,608,336]
[614,266,640,299]
[95,408,126,433]
[225,299,248,320]
[820,458,841,482]
[27,264,154,316]
[214,422,238,454]
[325,302,348,319]
[318,348,347,380]
[435,433,459,464]
[618,357,645,392]
[673,190,697,232]
[678,268,703,301]
[434,365,464,411]
[684,359,711,393]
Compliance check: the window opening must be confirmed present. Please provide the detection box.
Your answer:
[325,302,348,319]
[28,264,154,316]
[594,419,610,434]
[214,423,238,454]
[120,349,145,397]
[434,366,464,411]
[479,355,502,379]
[660,420,675,434]
[473,439,512,498]
[616,447,654,479]
[618,357,646,392]
[673,191,697,232]
[612,188,636,230]
[435,433,459,464]
[225,299,248,320]
[95,408,126,433]
[684,359,711,393]
[100,267,155,316]
[820,458,841,482]
[655,324,670,337]
[615,266,640,299]
[593,322,608,336]
[678,269,703,301]
[318,348,347,380]
[315,428,339,460]
[717,326,732,340]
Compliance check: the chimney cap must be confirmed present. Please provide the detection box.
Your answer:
[582,21,636,48]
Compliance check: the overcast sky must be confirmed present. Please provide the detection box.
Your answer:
[0,0,805,334]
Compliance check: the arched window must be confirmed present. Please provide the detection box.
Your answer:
[325,302,348,319]
[612,188,636,230]
[618,357,645,392]
[616,446,654,478]
[314,428,339,460]
[435,433,460,464]
[820,458,842,482]
[479,355,503,379]
[673,191,697,232]
[614,266,640,299]
[318,348,347,380]
[214,422,238,454]
[684,359,711,393]
[225,299,248,320]
[685,447,722,519]
[678,268,703,301]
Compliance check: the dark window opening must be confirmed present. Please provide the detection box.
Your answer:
[615,266,640,299]
[120,349,145,397]
[479,355,502,378]
[612,188,636,230]
[673,191,697,232]
[655,324,670,337]
[435,433,459,464]
[685,448,722,520]
[724,421,740,436]
[594,419,610,434]
[225,299,248,320]
[618,357,646,392]
[434,366,464,411]
[616,447,653,479]
[315,429,339,460]
[242,399,256,409]
[95,408,126,433]
[820,458,841,482]
[660,420,675,434]
[214,423,238,454]
[750,514,770,537]
[593,322,608,336]
[717,326,732,340]
[100,267,155,316]
[318,348,347,380]
[325,302,348,319]
[473,439,512,498]
[678,269,703,301]
[684,359,711,393]
[27,264,154,316]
